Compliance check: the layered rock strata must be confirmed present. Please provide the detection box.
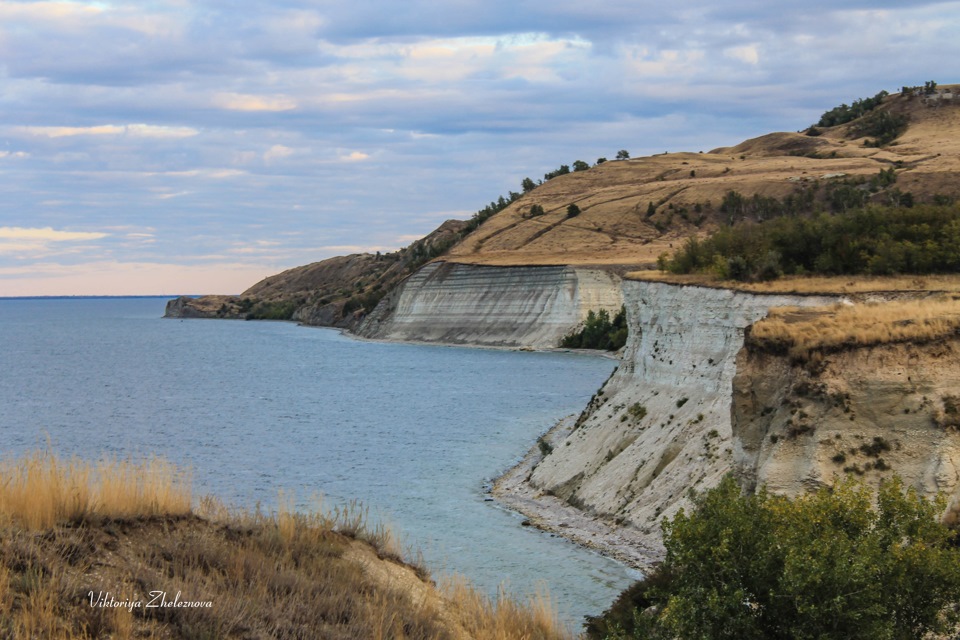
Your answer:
[523,281,838,557]
[732,336,960,506]
[356,262,623,348]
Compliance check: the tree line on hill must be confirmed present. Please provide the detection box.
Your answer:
[659,201,960,281]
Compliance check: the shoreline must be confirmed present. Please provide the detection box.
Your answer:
[491,416,663,573]
[336,324,622,359]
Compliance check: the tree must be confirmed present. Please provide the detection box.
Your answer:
[596,157,607,165]
[544,165,570,180]
[566,203,581,218]
[616,149,630,160]
[633,476,960,640]
[572,160,590,172]
[521,177,536,193]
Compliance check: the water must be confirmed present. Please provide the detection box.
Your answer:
[0,297,636,625]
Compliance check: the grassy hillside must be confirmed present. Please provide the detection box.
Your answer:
[0,452,571,639]
[447,84,960,268]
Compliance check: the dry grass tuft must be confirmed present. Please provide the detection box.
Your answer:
[0,451,191,530]
[442,576,576,640]
[749,296,960,361]
[0,453,574,639]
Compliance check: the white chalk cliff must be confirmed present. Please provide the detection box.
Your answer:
[525,281,839,553]
[356,261,623,348]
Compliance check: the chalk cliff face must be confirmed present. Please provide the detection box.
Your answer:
[356,262,623,348]
[526,281,838,549]
[732,338,960,504]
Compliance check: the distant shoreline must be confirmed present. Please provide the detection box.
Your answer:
[0,294,208,301]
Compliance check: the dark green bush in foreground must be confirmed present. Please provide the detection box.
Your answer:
[560,307,628,351]
[659,204,960,280]
[588,476,960,640]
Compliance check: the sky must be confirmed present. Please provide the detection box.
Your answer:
[1,1,958,295]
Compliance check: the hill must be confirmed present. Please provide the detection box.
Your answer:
[447,84,960,267]
[0,453,571,639]
[168,84,960,326]
[166,219,468,326]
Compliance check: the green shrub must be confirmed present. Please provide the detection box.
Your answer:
[816,90,889,128]
[560,306,628,350]
[627,403,647,420]
[593,475,960,639]
[660,203,960,280]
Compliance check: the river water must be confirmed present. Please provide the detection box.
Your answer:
[0,297,636,625]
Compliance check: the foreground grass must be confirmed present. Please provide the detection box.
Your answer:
[0,451,574,639]
[747,295,960,361]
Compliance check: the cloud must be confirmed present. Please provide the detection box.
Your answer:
[0,260,284,296]
[725,44,760,65]
[338,151,369,162]
[1,0,959,294]
[0,227,109,256]
[19,125,198,138]
[0,227,108,242]
[263,145,296,162]
[212,93,298,112]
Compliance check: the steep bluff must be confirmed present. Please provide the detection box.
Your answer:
[523,281,838,555]
[356,261,623,348]
[732,329,960,506]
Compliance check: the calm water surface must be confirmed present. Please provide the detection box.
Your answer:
[0,297,636,625]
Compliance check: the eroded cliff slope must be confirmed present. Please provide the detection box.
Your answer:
[356,262,623,348]
[521,281,838,556]
[733,301,960,507]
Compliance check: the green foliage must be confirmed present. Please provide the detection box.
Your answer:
[854,110,909,147]
[544,164,570,181]
[584,566,673,639]
[459,190,521,237]
[560,306,628,350]
[527,204,546,217]
[537,437,553,457]
[341,290,385,315]
[616,149,630,160]
[718,188,815,222]
[627,403,647,420]
[817,90,889,127]
[595,476,960,639]
[566,203,581,218]
[660,203,960,280]
[521,177,537,193]
[596,157,608,165]
[245,299,300,320]
[572,160,590,172]
[903,81,939,96]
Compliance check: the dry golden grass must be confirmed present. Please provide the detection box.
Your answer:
[0,451,191,530]
[442,577,574,640]
[444,90,960,268]
[626,270,960,295]
[0,452,575,640]
[748,296,960,361]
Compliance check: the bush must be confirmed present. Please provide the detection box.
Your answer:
[854,110,909,146]
[560,307,628,350]
[594,476,960,639]
[816,90,889,128]
[660,203,960,280]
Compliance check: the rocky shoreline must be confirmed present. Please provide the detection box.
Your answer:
[491,416,661,572]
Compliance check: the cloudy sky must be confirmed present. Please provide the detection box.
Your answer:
[1,1,957,295]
